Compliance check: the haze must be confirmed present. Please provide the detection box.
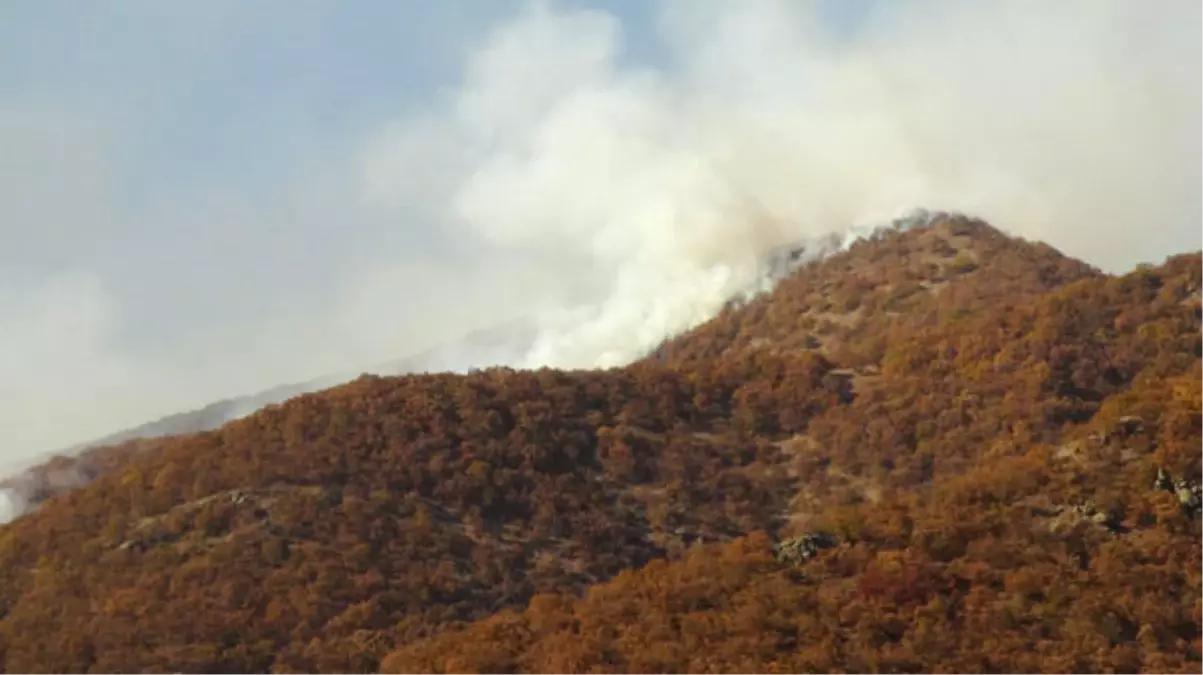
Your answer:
[1,0,1199,470]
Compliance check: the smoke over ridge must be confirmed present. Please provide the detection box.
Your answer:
[0,0,1198,506]
[363,0,1200,371]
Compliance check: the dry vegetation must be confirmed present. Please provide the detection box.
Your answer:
[0,216,1199,673]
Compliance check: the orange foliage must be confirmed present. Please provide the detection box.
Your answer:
[0,217,1198,673]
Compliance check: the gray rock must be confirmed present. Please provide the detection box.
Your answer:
[1153,468,1201,516]
[773,532,837,564]
[1173,479,1201,515]
[1067,499,1123,533]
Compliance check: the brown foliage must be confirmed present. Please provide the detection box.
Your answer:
[0,217,1199,673]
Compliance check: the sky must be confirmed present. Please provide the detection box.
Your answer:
[0,0,1199,468]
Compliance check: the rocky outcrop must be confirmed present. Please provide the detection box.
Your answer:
[1072,499,1122,532]
[773,532,837,564]
[1154,468,1201,516]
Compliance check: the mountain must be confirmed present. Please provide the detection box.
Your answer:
[0,210,944,519]
[0,319,540,518]
[0,213,903,518]
[0,214,1198,673]
[84,318,541,448]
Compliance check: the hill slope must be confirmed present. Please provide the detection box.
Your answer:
[0,216,1198,673]
[0,319,540,518]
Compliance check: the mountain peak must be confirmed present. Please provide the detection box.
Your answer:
[649,213,1097,367]
[0,217,1199,672]
[0,216,1099,521]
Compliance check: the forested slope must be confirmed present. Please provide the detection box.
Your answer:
[1,320,538,517]
[0,217,1198,673]
[386,234,1203,673]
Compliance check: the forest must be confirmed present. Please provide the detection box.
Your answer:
[0,215,1198,673]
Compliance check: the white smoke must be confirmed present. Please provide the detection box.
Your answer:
[1,0,1198,520]
[362,0,1201,371]
[0,488,26,525]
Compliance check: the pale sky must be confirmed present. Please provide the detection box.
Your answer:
[1,0,1199,466]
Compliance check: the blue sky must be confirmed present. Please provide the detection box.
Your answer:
[2,1,646,198]
[0,0,1197,460]
[0,0,689,458]
[2,2,508,346]
[1,0,869,204]
[0,0,683,348]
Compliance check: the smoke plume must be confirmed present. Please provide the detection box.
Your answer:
[363,0,1201,370]
[0,0,1198,514]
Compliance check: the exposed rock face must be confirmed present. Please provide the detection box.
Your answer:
[773,532,837,564]
[1153,467,1201,516]
[1035,496,1125,537]
[1072,499,1122,532]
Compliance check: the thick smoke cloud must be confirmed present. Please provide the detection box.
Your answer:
[0,0,1198,502]
[363,0,1201,369]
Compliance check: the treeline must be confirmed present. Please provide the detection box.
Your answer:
[0,218,1197,673]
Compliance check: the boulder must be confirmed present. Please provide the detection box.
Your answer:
[773,532,837,564]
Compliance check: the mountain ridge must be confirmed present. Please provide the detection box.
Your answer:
[0,212,954,520]
[0,217,1198,673]
[0,319,541,521]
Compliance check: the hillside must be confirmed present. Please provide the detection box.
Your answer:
[0,319,540,517]
[0,215,1198,673]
